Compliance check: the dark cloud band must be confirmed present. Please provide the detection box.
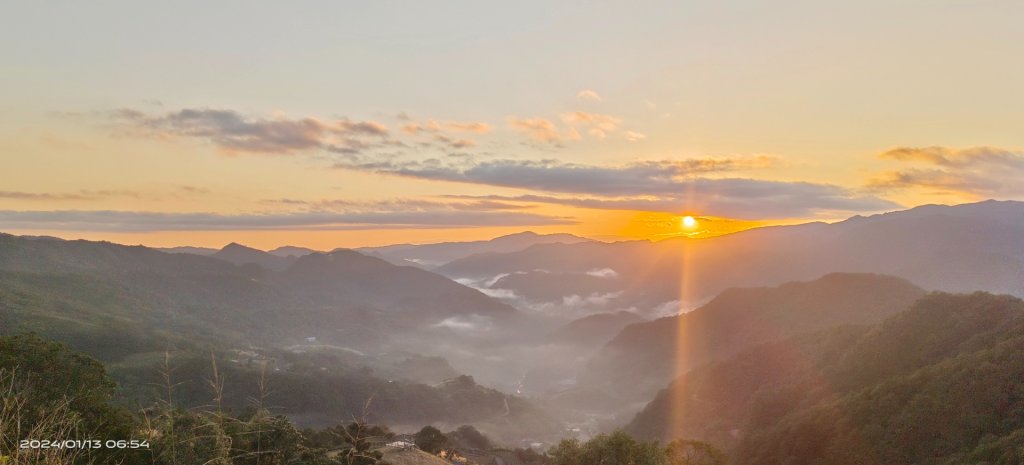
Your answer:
[111,108,391,155]
[0,208,575,232]
[336,158,898,218]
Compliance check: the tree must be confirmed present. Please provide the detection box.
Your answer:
[549,431,665,465]
[0,333,138,465]
[665,440,726,465]
[414,426,449,454]
[549,439,584,465]
[333,421,392,465]
[450,425,492,450]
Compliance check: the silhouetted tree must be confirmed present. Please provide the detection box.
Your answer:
[414,425,448,453]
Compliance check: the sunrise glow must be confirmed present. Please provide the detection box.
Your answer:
[2,3,1018,248]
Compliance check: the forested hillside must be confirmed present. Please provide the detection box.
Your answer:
[581,273,925,403]
[626,292,1024,465]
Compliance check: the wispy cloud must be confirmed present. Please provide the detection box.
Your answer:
[0,186,210,202]
[109,108,392,155]
[505,111,637,142]
[0,191,93,201]
[0,200,574,232]
[868,146,1024,197]
[444,183,896,219]
[576,89,603,102]
[624,131,647,142]
[401,120,491,135]
[561,111,622,139]
[506,117,563,145]
[259,197,533,212]
[398,117,492,149]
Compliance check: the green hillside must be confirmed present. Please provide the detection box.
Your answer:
[626,292,1024,465]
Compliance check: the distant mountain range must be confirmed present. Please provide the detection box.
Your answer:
[435,200,1024,316]
[357,231,590,268]
[156,245,219,255]
[268,245,320,257]
[0,233,514,353]
[158,231,590,272]
[4,199,1023,448]
[0,233,562,438]
[211,242,297,270]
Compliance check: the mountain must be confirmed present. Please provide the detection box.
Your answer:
[435,200,1024,315]
[114,350,559,436]
[268,245,320,258]
[357,231,591,268]
[155,245,219,255]
[0,233,515,353]
[624,291,1024,465]
[581,273,926,403]
[159,243,318,261]
[549,311,645,348]
[357,249,431,268]
[280,249,516,323]
[0,233,564,441]
[211,242,297,270]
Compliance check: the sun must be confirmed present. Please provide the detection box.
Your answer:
[681,215,698,229]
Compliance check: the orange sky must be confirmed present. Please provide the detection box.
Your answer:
[2,2,1022,250]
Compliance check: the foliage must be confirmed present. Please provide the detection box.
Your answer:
[1,368,100,465]
[665,440,726,465]
[510,447,549,465]
[0,333,138,464]
[627,292,1024,465]
[413,425,448,453]
[0,333,401,465]
[548,430,684,465]
[447,424,492,450]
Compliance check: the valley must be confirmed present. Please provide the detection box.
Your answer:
[3,200,1024,464]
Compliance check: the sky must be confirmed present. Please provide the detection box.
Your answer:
[2,0,1023,249]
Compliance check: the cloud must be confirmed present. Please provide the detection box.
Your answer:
[431,134,476,149]
[449,187,896,219]
[562,291,622,308]
[329,156,895,218]
[476,288,520,300]
[576,89,603,102]
[401,119,491,136]
[110,108,391,155]
[429,314,495,332]
[869,146,1024,197]
[0,191,93,201]
[444,121,492,133]
[651,300,687,317]
[338,156,774,195]
[0,201,575,232]
[0,187,210,202]
[624,131,647,142]
[561,111,622,139]
[505,111,634,142]
[878,146,1024,168]
[393,116,492,150]
[506,117,562,144]
[261,197,533,212]
[585,268,619,279]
